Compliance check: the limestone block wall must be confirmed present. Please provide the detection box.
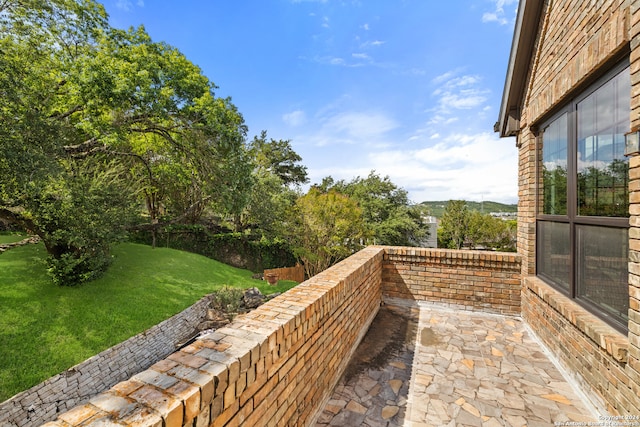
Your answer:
[0,295,212,427]
[381,247,522,315]
[41,246,385,427]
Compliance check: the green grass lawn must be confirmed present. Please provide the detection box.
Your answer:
[0,240,298,402]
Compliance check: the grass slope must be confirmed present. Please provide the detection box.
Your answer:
[0,241,297,402]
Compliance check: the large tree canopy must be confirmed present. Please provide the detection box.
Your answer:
[236,131,308,236]
[438,200,516,251]
[318,171,429,246]
[0,0,248,284]
[289,188,367,278]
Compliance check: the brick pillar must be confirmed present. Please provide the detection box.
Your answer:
[517,128,537,277]
[626,0,640,405]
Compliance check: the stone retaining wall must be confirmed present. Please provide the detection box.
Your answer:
[382,247,522,315]
[0,295,212,427]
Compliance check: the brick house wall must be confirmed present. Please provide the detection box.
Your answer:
[500,0,640,415]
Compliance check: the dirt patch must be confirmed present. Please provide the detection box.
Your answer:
[342,306,417,383]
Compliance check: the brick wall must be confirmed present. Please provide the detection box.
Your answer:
[381,247,521,315]
[39,246,527,427]
[522,0,630,126]
[0,295,212,427]
[41,246,385,427]
[522,277,639,415]
[513,0,640,416]
[626,0,640,421]
[263,265,305,284]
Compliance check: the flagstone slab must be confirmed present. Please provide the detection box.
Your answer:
[314,303,599,427]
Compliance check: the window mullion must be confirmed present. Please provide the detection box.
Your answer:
[568,106,577,298]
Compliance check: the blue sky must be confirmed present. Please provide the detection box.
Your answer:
[105,0,519,204]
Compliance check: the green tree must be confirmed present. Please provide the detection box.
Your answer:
[289,188,368,278]
[323,171,429,246]
[238,131,307,237]
[0,0,248,283]
[438,200,469,249]
[439,201,516,251]
[248,130,309,187]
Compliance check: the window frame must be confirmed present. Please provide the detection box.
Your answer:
[535,61,630,333]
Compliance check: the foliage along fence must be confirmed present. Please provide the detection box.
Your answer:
[130,226,296,273]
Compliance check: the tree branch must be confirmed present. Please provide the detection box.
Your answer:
[127,195,213,232]
[50,104,83,120]
[0,207,40,235]
[63,137,101,155]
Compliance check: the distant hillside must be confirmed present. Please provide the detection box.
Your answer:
[420,200,517,219]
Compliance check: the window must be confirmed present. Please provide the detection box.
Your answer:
[537,63,630,331]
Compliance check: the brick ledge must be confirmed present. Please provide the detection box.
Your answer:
[524,276,629,363]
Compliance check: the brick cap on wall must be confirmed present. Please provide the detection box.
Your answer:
[524,276,629,363]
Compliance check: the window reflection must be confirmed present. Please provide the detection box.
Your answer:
[542,113,568,215]
[538,64,630,331]
[537,221,570,292]
[577,70,629,217]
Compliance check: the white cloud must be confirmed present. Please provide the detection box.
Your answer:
[115,0,143,11]
[308,54,374,68]
[406,68,427,76]
[283,110,307,127]
[432,70,459,85]
[360,40,385,49]
[288,105,517,203]
[322,111,398,140]
[438,89,489,110]
[482,0,517,26]
[361,23,370,31]
[426,114,459,126]
[115,0,132,11]
[297,111,396,147]
[428,71,490,124]
[352,53,370,60]
[367,132,518,203]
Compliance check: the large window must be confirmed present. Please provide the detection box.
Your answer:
[537,63,630,331]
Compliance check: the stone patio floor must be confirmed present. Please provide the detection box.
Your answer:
[314,301,599,427]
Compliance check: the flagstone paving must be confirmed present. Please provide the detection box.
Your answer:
[315,302,599,427]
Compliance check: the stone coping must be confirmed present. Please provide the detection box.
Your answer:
[524,276,629,363]
[382,246,521,269]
